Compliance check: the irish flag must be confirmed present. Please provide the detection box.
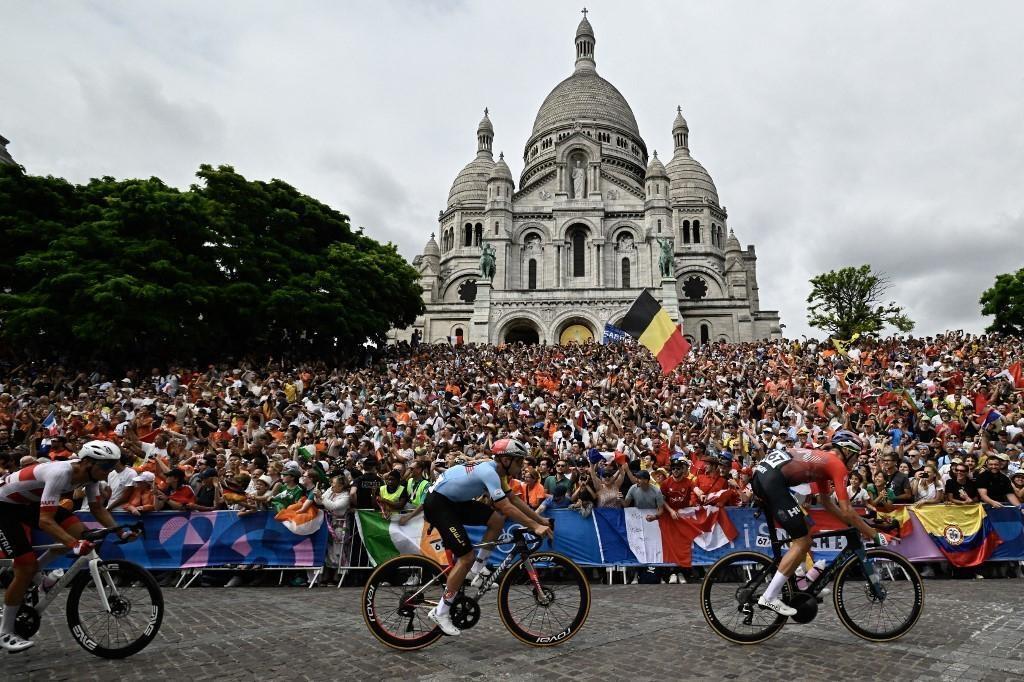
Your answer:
[355,511,446,566]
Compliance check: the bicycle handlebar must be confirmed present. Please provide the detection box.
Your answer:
[81,521,145,544]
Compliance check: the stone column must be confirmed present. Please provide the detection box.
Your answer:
[470,279,492,344]
[661,277,680,323]
[588,162,601,199]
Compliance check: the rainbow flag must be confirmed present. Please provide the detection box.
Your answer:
[890,504,1001,567]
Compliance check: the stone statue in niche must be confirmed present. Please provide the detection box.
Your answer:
[524,235,542,256]
[537,189,552,200]
[571,160,586,198]
[615,234,635,252]
[606,189,618,200]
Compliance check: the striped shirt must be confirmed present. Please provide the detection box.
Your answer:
[0,461,101,513]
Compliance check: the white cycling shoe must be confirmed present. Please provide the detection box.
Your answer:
[0,632,34,653]
[469,567,492,589]
[428,606,461,636]
[757,595,797,617]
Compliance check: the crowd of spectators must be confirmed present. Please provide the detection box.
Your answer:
[1,330,1022,583]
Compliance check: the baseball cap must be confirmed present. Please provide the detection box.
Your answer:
[132,471,156,484]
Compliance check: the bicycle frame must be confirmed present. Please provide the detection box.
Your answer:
[0,543,114,616]
[400,531,541,609]
[762,511,886,600]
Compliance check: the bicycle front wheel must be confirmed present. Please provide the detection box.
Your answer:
[65,560,164,659]
[833,548,924,642]
[362,555,446,650]
[496,551,590,646]
[701,551,789,644]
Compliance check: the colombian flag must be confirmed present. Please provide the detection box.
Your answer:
[892,504,1001,567]
[620,290,691,374]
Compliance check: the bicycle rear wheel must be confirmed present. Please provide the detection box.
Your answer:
[700,551,790,644]
[362,555,446,650]
[496,551,590,646]
[65,560,164,659]
[833,548,924,642]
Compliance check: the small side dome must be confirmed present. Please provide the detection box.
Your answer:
[448,157,494,207]
[645,150,668,179]
[423,233,440,258]
[725,229,742,253]
[488,152,514,182]
[667,150,719,204]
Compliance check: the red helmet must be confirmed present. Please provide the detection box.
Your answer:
[491,438,528,458]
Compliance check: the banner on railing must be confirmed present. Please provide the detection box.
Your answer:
[356,505,1024,568]
[32,511,328,570]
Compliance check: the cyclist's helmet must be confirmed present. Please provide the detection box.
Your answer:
[491,438,528,458]
[829,430,865,458]
[78,440,122,461]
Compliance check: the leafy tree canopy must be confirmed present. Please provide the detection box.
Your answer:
[806,264,914,339]
[0,164,423,363]
[980,267,1024,336]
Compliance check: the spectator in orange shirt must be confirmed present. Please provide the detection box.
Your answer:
[155,469,196,510]
[124,471,157,516]
[48,436,74,461]
[161,413,182,433]
[694,453,736,506]
[522,468,547,509]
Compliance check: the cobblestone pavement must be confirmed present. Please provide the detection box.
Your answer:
[6,579,1022,681]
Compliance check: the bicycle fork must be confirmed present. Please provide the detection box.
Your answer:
[521,558,552,606]
[87,556,115,613]
[853,547,887,601]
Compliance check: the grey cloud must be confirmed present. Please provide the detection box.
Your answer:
[3,0,1023,338]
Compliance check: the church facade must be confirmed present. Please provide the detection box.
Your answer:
[0,135,16,167]
[408,14,781,346]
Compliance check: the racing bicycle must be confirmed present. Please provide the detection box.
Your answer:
[363,527,590,650]
[0,522,164,658]
[701,506,924,644]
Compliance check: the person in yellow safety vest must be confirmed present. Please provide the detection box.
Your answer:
[397,461,432,526]
[378,469,410,515]
[406,460,430,507]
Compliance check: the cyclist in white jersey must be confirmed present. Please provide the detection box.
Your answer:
[0,440,133,653]
[424,438,552,636]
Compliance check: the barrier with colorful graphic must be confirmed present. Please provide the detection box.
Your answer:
[355,505,1024,568]
[32,510,328,570]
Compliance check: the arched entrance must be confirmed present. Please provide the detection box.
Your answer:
[503,320,540,345]
[557,319,595,345]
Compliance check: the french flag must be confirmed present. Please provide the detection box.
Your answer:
[41,411,58,436]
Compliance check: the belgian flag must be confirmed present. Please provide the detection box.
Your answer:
[620,290,691,374]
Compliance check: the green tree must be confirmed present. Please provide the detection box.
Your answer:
[980,268,1024,335]
[806,264,914,339]
[0,164,423,362]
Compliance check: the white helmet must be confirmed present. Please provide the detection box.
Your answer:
[78,440,122,461]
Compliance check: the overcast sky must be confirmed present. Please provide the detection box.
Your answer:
[4,0,1023,339]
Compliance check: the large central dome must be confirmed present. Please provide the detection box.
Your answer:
[531,71,640,139]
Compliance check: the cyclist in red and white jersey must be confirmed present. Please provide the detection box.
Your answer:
[0,440,132,653]
[751,431,880,616]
